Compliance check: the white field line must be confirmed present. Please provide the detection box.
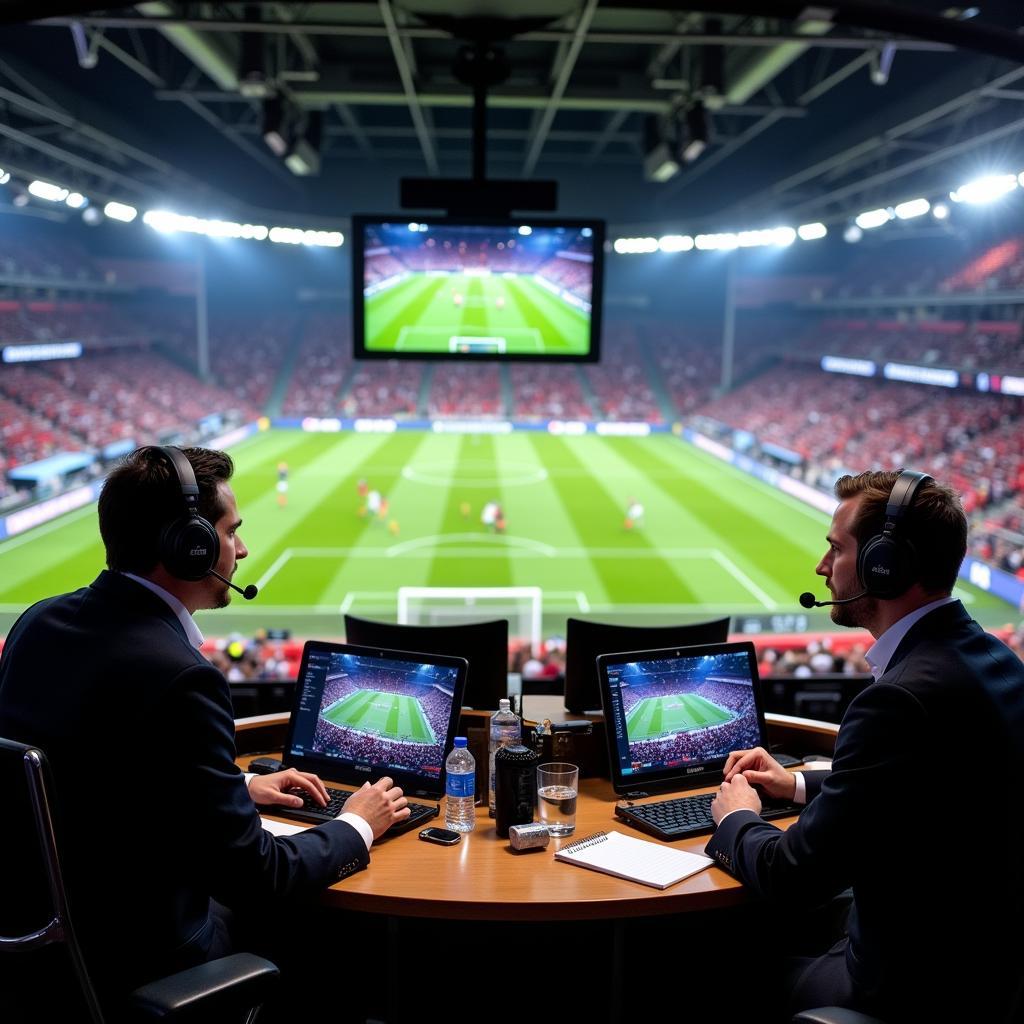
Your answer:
[0,502,96,553]
[710,549,777,610]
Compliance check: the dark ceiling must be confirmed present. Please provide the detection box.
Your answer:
[3,2,1024,229]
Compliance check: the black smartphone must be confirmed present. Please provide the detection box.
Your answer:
[418,827,462,846]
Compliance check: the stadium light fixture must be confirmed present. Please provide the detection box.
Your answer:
[657,234,693,253]
[854,207,892,230]
[949,173,1017,204]
[82,206,103,226]
[894,198,930,220]
[770,226,796,246]
[64,192,87,209]
[798,222,827,240]
[269,226,343,247]
[843,224,863,243]
[682,102,709,163]
[613,237,658,254]
[518,225,533,236]
[28,180,70,202]
[104,201,137,223]
[932,202,950,220]
[0,168,11,185]
[695,232,737,250]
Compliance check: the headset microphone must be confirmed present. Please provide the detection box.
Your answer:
[799,590,867,609]
[209,570,258,601]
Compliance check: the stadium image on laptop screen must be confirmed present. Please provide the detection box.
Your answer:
[285,642,466,796]
[598,642,768,795]
[353,217,603,361]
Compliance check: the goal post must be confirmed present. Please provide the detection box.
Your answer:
[397,586,542,656]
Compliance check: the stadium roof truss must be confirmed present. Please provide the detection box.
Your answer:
[5,2,1024,224]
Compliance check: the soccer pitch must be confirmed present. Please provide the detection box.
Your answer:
[626,694,733,741]
[322,689,434,743]
[0,428,1007,637]
[365,273,589,354]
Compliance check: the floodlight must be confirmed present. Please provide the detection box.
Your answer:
[658,234,693,253]
[262,96,291,157]
[932,202,950,220]
[843,224,863,243]
[770,226,796,246]
[28,180,70,202]
[82,206,103,226]
[643,114,680,183]
[65,192,87,209]
[949,173,1016,204]
[0,168,11,185]
[104,201,138,223]
[284,112,322,176]
[798,222,827,240]
[518,225,533,236]
[682,102,709,163]
[894,198,930,220]
[854,208,892,229]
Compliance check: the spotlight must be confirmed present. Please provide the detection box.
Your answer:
[82,206,104,226]
[682,102,709,164]
[932,202,950,220]
[894,198,930,220]
[104,201,138,223]
[643,115,680,183]
[28,180,70,202]
[284,112,322,177]
[950,173,1017,204]
[798,222,827,240]
[262,96,292,157]
[843,224,863,243]
[854,208,892,230]
[0,168,10,185]
[65,192,87,209]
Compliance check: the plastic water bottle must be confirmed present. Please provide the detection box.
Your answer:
[488,698,521,817]
[445,737,476,833]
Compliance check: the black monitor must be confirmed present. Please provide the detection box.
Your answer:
[343,614,509,711]
[351,215,604,362]
[563,617,731,714]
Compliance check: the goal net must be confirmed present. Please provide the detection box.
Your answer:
[397,586,542,655]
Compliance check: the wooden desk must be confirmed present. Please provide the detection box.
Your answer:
[238,711,837,922]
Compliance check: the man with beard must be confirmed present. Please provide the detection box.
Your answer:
[0,446,408,1014]
[708,470,1024,1023]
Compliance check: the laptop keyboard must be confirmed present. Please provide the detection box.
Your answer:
[616,792,801,840]
[270,785,439,833]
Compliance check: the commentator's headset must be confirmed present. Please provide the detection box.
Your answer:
[855,470,932,600]
[153,445,220,581]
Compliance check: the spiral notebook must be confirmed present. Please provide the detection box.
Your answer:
[553,830,713,890]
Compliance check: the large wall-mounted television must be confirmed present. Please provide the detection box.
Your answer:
[351,215,604,362]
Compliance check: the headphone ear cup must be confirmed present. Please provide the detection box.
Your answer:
[160,516,219,581]
[859,536,910,599]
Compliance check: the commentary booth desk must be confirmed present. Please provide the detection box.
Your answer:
[236,710,839,1024]
[236,709,837,922]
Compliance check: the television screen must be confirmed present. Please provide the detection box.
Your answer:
[352,216,604,361]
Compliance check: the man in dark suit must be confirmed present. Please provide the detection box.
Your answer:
[708,470,1024,1022]
[0,446,410,1010]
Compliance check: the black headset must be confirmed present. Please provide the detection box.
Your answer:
[856,470,932,599]
[154,446,220,582]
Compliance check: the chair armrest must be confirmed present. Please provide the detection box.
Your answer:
[792,1008,888,1024]
[130,952,279,1020]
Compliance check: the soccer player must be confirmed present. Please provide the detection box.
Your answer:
[624,496,644,530]
[276,461,288,507]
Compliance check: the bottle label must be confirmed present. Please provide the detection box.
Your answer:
[446,771,474,799]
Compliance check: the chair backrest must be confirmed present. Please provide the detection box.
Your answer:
[344,615,509,710]
[0,736,105,1023]
[563,616,732,713]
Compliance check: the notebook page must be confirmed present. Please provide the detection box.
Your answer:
[554,830,712,889]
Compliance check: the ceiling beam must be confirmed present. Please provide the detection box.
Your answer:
[378,0,437,175]
[522,0,599,176]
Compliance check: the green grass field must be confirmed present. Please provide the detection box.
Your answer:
[365,273,589,354]
[321,689,434,743]
[625,693,733,740]
[0,428,1009,638]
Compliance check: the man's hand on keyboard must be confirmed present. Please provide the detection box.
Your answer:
[249,768,329,808]
[342,777,411,839]
[723,746,797,801]
[711,773,762,825]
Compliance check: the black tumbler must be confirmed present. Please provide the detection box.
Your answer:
[494,744,539,838]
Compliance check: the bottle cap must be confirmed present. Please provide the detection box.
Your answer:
[453,736,468,748]
[498,698,511,711]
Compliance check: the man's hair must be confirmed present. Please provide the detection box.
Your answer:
[98,446,234,574]
[834,470,967,594]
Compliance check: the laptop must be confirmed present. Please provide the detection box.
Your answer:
[596,641,802,840]
[267,641,468,836]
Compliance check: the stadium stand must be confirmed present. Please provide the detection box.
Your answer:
[210,314,298,411]
[510,363,593,420]
[341,360,423,417]
[427,362,503,417]
[280,313,352,416]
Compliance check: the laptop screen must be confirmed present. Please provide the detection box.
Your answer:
[284,641,467,796]
[598,641,768,795]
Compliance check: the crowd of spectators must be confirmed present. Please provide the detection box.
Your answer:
[427,363,503,418]
[280,314,352,417]
[0,239,103,283]
[585,330,663,421]
[510,364,592,420]
[342,361,422,417]
[210,314,297,411]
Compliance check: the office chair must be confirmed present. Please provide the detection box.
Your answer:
[0,736,279,1023]
[344,614,509,709]
[563,616,731,713]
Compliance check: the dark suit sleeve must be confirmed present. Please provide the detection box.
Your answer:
[166,662,368,907]
[705,680,925,907]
